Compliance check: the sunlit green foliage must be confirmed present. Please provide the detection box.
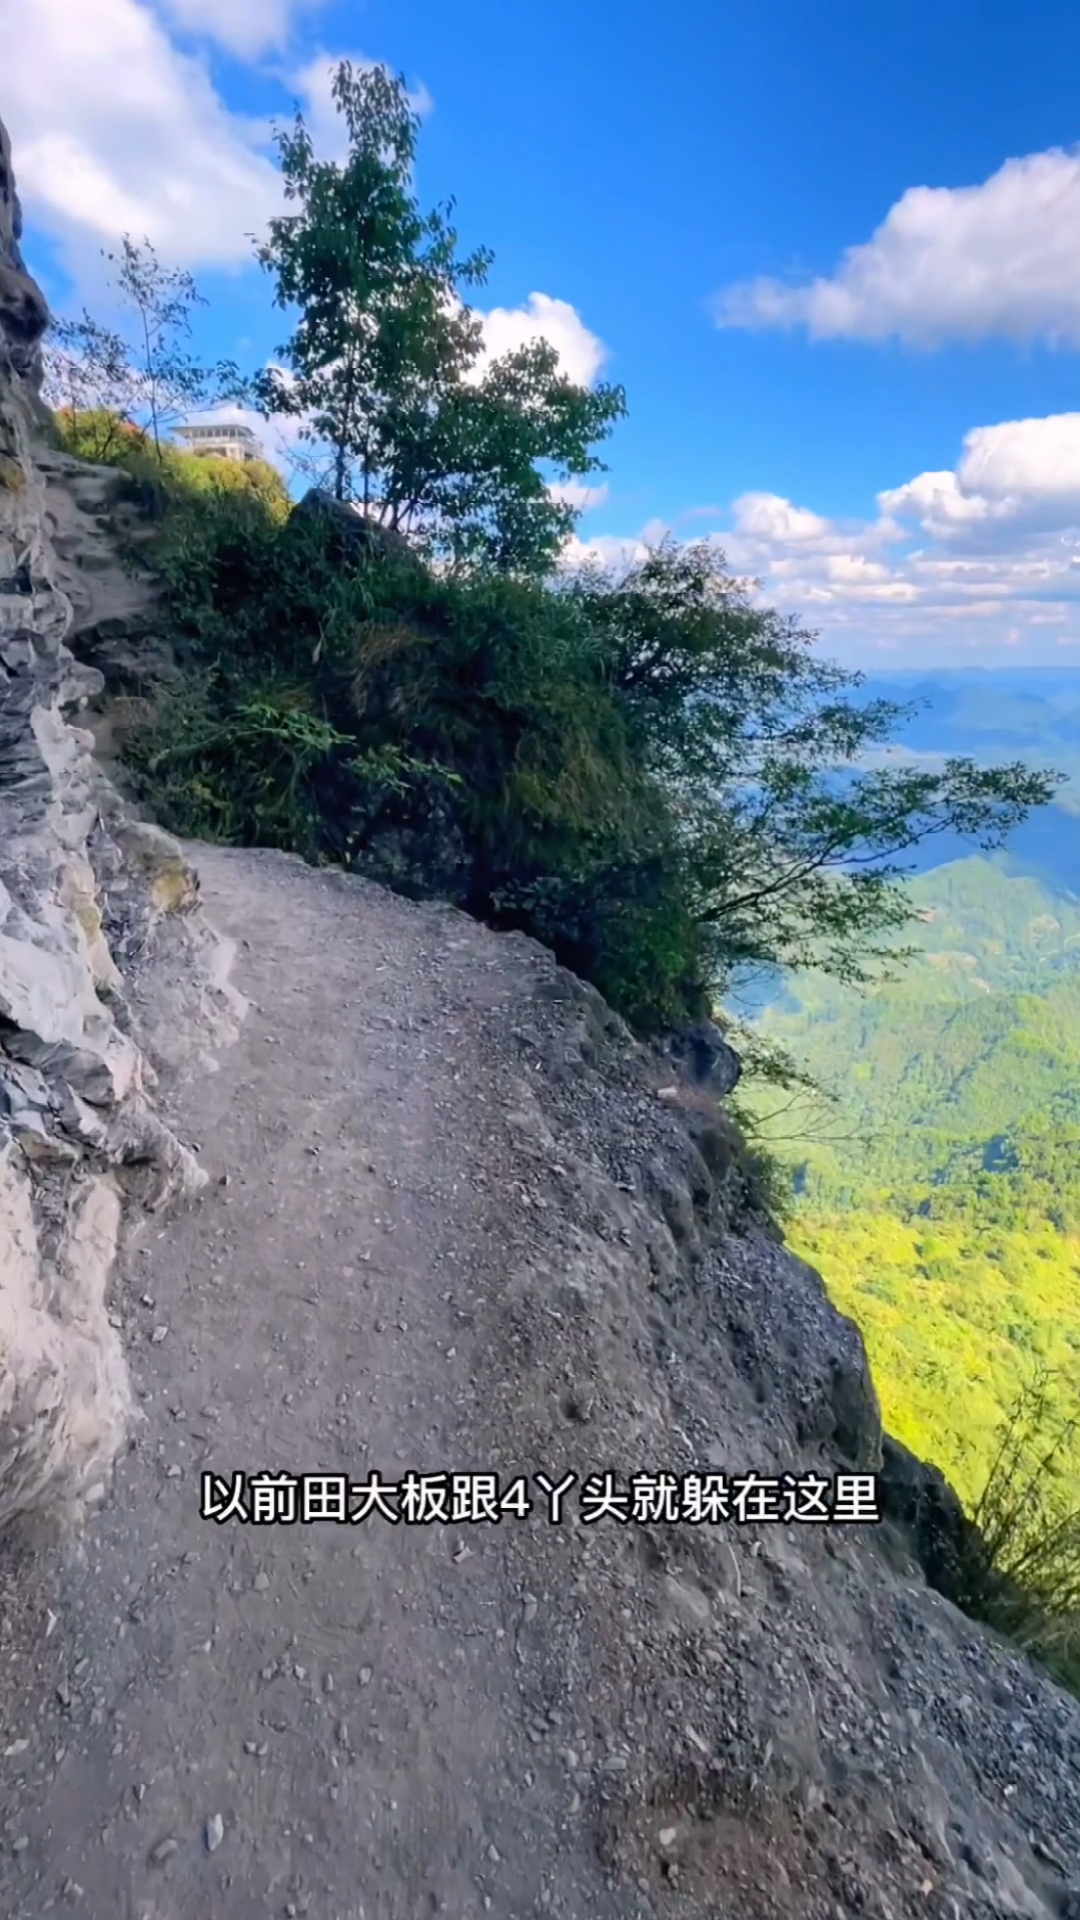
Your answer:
[747,857,1080,1224]
[737,852,1080,1683]
[50,408,289,522]
[789,1209,1080,1513]
[743,854,1080,1551]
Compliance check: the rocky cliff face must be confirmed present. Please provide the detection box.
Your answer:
[0,117,239,1532]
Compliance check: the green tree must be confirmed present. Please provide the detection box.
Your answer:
[106,236,245,456]
[42,238,244,460]
[41,313,134,461]
[252,60,625,573]
[573,541,1065,998]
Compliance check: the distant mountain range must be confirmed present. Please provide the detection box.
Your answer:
[857,667,1080,759]
[848,666,1080,886]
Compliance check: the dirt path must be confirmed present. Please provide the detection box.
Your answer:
[3,846,1080,1920]
[0,847,643,1920]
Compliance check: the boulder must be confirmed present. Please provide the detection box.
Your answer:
[294,487,416,566]
[877,1432,987,1601]
[665,1017,742,1097]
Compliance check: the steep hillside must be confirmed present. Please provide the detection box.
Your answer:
[745,855,1080,1511]
[755,857,1080,1199]
[2,113,1080,1920]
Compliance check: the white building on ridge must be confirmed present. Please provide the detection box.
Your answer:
[174,421,263,463]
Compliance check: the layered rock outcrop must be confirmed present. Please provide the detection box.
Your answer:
[0,116,238,1531]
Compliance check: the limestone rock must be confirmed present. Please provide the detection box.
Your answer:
[0,118,48,389]
[0,115,238,1533]
[112,819,200,914]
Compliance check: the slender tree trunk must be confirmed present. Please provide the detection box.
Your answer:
[140,311,160,460]
[334,341,361,502]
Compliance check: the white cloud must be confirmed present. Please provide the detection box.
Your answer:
[881,416,1080,546]
[2,6,434,278]
[728,424,1080,650]
[549,480,609,511]
[3,0,284,270]
[156,0,325,60]
[955,413,1080,504]
[877,471,1002,536]
[479,293,609,387]
[725,493,917,611]
[729,491,900,561]
[733,493,835,545]
[571,415,1080,661]
[442,288,611,395]
[560,531,653,573]
[715,146,1080,347]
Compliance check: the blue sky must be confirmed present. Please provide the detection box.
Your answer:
[9,0,1080,665]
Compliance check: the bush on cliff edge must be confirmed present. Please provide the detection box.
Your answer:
[100,475,1055,1033]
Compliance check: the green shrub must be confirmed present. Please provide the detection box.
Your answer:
[125,673,351,856]
[51,409,290,524]
[72,406,1057,1036]
[953,1371,1080,1693]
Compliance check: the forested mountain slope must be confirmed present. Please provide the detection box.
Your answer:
[745,854,1080,1510]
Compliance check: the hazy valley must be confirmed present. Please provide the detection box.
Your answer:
[742,666,1080,1516]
